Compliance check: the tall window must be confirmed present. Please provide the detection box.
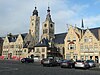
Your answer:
[42,48,45,52]
[36,48,40,53]
[80,44,83,50]
[43,29,48,34]
[89,36,92,42]
[89,45,93,51]
[85,45,88,50]
[84,36,88,42]
[94,43,98,49]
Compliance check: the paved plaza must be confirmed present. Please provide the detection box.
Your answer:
[0,60,100,75]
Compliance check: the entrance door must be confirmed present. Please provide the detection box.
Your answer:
[8,53,12,59]
[73,56,77,61]
[90,56,93,60]
[95,56,99,63]
[31,54,34,59]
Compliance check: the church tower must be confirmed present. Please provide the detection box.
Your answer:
[29,7,40,45]
[41,7,55,40]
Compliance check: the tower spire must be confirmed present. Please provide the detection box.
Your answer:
[82,19,84,28]
[46,6,52,21]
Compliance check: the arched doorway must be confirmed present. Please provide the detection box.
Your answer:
[8,53,12,59]
[30,54,34,59]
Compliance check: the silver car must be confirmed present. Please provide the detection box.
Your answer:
[86,60,96,67]
[75,60,90,69]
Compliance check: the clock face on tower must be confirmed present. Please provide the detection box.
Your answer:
[44,24,47,27]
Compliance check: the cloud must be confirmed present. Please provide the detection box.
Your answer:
[0,0,100,37]
[94,0,100,4]
[83,15,100,28]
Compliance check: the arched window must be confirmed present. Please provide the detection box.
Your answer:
[62,47,65,54]
[50,24,53,27]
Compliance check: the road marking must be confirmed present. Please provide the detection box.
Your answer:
[0,67,18,72]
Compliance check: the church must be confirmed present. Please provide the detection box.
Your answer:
[2,6,100,63]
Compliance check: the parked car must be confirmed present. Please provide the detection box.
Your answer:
[86,60,96,67]
[75,60,90,69]
[41,58,46,64]
[42,58,58,67]
[21,58,34,63]
[56,59,64,66]
[61,59,75,68]
[34,56,40,62]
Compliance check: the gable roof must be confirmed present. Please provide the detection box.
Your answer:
[54,32,67,44]
[89,27,100,40]
[23,33,34,48]
[8,35,18,42]
[76,27,100,40]
[35,38,50,47]
[21,33,28,40]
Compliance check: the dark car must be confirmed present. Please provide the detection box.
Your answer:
[21,58,34,63]
[42,58,58,67]
[61,59,75,68]
[56,59,64,66]
[86,60,96,67]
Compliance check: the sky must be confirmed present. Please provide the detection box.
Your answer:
[0,0,100,37]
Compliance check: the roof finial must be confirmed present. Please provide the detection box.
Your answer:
[35,1,37,9]
[47,2,50,13]
[48,2,50,7]
[47,7,50,13]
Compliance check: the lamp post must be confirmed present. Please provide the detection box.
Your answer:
[88,47,90,60]
[18,44,21,60]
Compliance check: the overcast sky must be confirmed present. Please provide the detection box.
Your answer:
[0,0,100,37]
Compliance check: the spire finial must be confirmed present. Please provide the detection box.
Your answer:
[47,6,50,13]
[34,0,36,7]
[48,2,50,7]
